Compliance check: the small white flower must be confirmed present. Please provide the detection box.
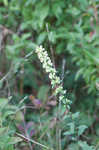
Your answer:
[47,59,52,66]
[46,66,50,72]
[55,76,61,84]
[35,45,71,109]
[66,99,70,103]
[40,57,44,63]
[63,90,66,94]
[51,80,55,86]
[55,86,63,95]
[38,53,43,59]
[43,62,47,69]
[43,51,48,57]
[49,73,55,79]
[50,68,56,74]
[59,95,64,101]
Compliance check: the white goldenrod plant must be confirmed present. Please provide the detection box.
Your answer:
[35,45,71,110]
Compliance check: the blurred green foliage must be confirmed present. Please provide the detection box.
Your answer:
[0,0,99,149]
[0,98,22,150]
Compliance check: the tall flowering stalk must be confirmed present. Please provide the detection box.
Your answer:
[35,45,71,110]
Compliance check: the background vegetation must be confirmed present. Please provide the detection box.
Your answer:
[0,0,99,149]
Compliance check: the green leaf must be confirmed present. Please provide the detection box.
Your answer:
[78,125,87,136]
[67,7,80,16]
[52,2,63,18]
[79,112,94,127]
[3,0,8,6]
[37,5,49,21]
[63,131,72,136]
[21,33,31,40]
[37,32,47,44]
[15,111,23,122]
[48,31,56,43]
[0,127,7,135]
[84,50,99,64]
[64,122,75,135]
[8,137,22,145]
[72,112,80,120]
[0,98,8,110]
[37,85,49,101]
[68,143,79,150]
[75,68,84,80]
[78,141,95,150]
[3,110,15,119]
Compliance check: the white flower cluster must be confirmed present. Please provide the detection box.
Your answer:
[35,45,71,109]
